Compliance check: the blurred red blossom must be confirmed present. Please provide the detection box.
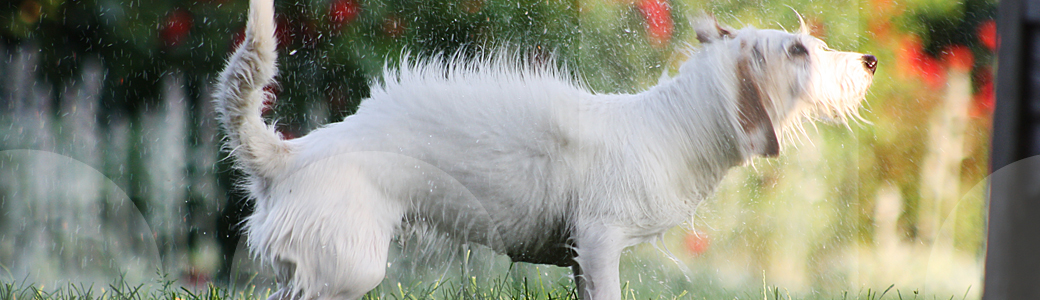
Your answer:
[161,9,193,47]
[897,37,946,88]
[638,0,673,47]
[684,231,710,255]
[329,0,361,31]
[977,20,997,51]
[942,44,974,72]
[972,67,995,117]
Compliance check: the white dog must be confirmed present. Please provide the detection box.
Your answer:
[214,0,876,298]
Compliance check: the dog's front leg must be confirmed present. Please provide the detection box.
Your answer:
[571,264,588,298]
[572,223,626,300]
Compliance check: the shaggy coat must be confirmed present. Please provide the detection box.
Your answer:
[214,0,877,299]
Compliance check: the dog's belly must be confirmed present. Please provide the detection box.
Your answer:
[416,161,581,267]
[427,151,582,266]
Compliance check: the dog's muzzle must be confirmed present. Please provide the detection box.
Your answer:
[863,55,878,74]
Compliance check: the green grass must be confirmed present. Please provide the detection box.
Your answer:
[0,273,269,300]
[0,275,972,300]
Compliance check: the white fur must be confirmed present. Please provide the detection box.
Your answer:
[214,1,876,299]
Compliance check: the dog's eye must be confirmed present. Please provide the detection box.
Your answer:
[788,43,808,57]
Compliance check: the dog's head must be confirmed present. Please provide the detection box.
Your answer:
[695,16,876,157]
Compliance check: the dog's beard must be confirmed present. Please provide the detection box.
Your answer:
[804,51,874,125]
[762,51,873,146]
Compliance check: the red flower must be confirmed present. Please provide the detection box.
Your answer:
[914,54,945,87]
[161,9,194,47]
[897,38,946,88]
[942,44,974,72]
[972,67,995,117]
[684,231,710,255]
[638,0,673,47]
[328,0,360,31]
[972,82,995,117]
[976,20,997,51]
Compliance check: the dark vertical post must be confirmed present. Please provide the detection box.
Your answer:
[984,0,1040,298]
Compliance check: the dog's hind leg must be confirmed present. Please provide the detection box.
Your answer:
[265,260,296,300]
[254,158,405,300]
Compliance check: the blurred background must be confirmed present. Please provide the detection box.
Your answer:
[0,0,996,298]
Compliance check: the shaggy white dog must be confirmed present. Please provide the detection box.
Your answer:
[214,0,877,299]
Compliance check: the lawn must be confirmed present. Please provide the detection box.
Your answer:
[0,272,969,300]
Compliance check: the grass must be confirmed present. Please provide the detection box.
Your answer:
[0,274,973,300]
[0,273,270,300]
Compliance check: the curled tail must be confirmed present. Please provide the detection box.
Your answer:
[214,0,291,179]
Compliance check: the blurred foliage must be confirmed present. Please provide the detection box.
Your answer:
[671,0,995,295]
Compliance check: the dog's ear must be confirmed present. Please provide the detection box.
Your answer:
[735,56,780,157]
[793,10,811,36]
[694,15,734,44]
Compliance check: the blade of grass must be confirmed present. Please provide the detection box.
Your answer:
[880,284,895,299]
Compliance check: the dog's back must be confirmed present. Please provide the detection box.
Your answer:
[288,58,595,264]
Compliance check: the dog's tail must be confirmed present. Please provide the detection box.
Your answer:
[214,0,291,179]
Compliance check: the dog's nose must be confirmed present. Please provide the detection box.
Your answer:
[863,55,878,74]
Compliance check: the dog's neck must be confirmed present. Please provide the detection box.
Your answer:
[638,66,748,168]
[597,65,749,207]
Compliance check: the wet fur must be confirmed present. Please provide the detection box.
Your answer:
[214,0,876,299]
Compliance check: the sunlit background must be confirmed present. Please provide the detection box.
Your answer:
[0,0,995,298]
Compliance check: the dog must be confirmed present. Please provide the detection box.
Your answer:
[214,0,877,298]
